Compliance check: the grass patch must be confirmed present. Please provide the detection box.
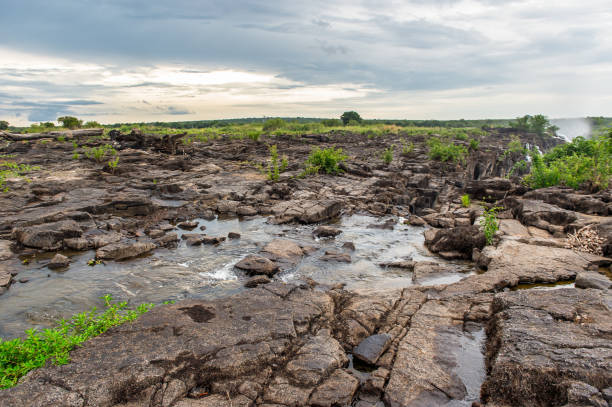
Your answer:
[0,295,157,389]
[0,161,40,192]
[427,137,467,164]
[461,194,471,208]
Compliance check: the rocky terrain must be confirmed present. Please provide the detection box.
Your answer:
[0,128,611,406]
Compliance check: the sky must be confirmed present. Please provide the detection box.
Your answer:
[1,0,611,126]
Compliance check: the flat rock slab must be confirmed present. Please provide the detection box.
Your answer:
[12,219,82,250]
[482,288,612,406]
[235,255,279,276]
[575,271,612,290]
[353,334,392,365]
[95,241,156,260]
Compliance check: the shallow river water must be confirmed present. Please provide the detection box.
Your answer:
[0,214,475,338]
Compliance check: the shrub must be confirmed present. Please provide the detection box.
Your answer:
[267,144,280,181]
[263,118,286,132]
[321,119,342,127]
[247,130,261,142]
[400,138,414,155]
[0,295,155,389]
[108,156,119,174]
[382,145,394,164]
[83,121,101,128]
[427,138,467,163]
[303,147,348,175]
[57,116,82,129]
[481,206,501,245]
[340,111,362,125]
[461,194,471,208]
[0,121,9,130]
[85,145,117,163]
[469,138,480,150]
[524,134,612,190]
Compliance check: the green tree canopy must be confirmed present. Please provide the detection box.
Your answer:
[340,111,362,125]
[0,121,8,130]
[57,116,83,129]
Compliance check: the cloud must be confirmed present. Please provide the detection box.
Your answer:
[0,0,610,124]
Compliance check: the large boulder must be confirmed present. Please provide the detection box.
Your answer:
[465,177,514,200]
[515,199,578,228]
[261,239,304,266]
[524,187,611,216]
[12,220,82,250]
[424,225,486,259]
[235,255,279,277]
[482,288,612,406]
[271,200,342,224]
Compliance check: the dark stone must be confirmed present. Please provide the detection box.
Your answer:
[313,226,342,238]
[48,253,70,269]
[354,334,393,365]
[228,232,241,239]
[235,255,279,276]
[244,275,271,288]
[178,305,215,323]
[177,220,198,230]
[424,225,486,259]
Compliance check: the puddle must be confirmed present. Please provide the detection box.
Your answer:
[347,353,375,384]
[510,280,575,291]
[0,214,473,338]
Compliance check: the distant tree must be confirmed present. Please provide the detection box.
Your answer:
[529,114,550,136]
[0,120,8,130]
[340,111,362,125]
[511,115,531,131]
[84,121,101,128]
[57,116,83,129]
[41,122,55,128]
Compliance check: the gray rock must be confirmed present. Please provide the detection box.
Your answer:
[244,275,271,288]
[235,255,279,276]
[576,271,611,290]
[95,241,156,260]
[228,232,241,239]
[320,250,351,263]
[177,220,198,230]
[48,253,70,269]
[354,334,392,365]
[313,226,342,238]
[13,220,82,250]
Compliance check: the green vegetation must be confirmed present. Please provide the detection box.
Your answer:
[84,144,117,163]
[461,194,471,208]
[303,147,348,175]
[0,295,155,389]
[382,145,394,165]
[262,118,286,132]
[400,138,414,155]
[0,161,40,192]
[509,114,556,136]
[340,111,362,125]
[83,121,101,128]
[108,156,119,174]
[469,138,480,150]
[0,121,8,130]
[267,144,280,181]
[524,132,612,190]
[427,137,467,164]
[481,206,501,245]
[57,116,83,129]
[321,118,342,127]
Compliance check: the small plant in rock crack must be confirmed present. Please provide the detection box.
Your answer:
[108,156,119,174]
[382,145,395,165]
[480,206,502,245]
[461,194,471,208]
[302,146,348,176]
[400,138,414,155]
[280,156,289,172]
[85,144,117,163]
[267,144,280,181]
[87,259,102,266]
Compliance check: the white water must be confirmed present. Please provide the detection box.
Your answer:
[551,118,592,141]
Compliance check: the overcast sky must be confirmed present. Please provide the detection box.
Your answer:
[1,0,611,125]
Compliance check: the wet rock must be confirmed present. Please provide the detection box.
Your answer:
[216,200,240,214]
[342,241,356,251]
[380,260,415,270]
[95,241,156,260]
[482,288,612,407]
[88,231,123,249]
[309,369,359,406]
[0,266,12,289]
[261,239,304,264]
[177,220,198,230]
[320,250,351,263]
[271,200,342,224]
[313,225,342,238]
[575,271,612,290]
[367,219,396,230]
[237,206,257,216]
[244,275,271,288]
[424,225,486,259]
[422,213,455,228]
[0,240,13,261]
[199,225,207,231]
[201,236,226,245]
[48,253,70,269]
[235,255,279,276]
[13,220,82,250]
[228,232,241,239]
[354,334,392,365]
[147,229,164,238]
[185,236,203,246]
[156,232,179,247]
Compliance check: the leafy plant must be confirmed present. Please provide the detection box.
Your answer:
[0,295,155,388]
[303,147,348,175]
[469,138,480,150]
[382,145,394,164]
[85,144,117,163]
[263,118,286,132]
[267,144,280,181]
[461,194,471,208]
[280,156,288,172]
[108,157,119,174]
[427,138,467,164]
[0,161,40,192]
[481,206,501,245]
[57,136,65,143]
[72,152,80,160]
[400,138,414,155]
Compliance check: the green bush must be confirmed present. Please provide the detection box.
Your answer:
[340,111,362,125]
[267,144,280,181]
[304,147,348,175]
[85,144,117,163]
[469,138,480,150]
[461,194,471,208]
[0,121,8,130]
[481,206,501,245]
[262,118,286,132]
[0,295,155,389]
[57,116,82,129]
[427,138,467,163]
[382,145,394,164]
[524,134,612,190]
